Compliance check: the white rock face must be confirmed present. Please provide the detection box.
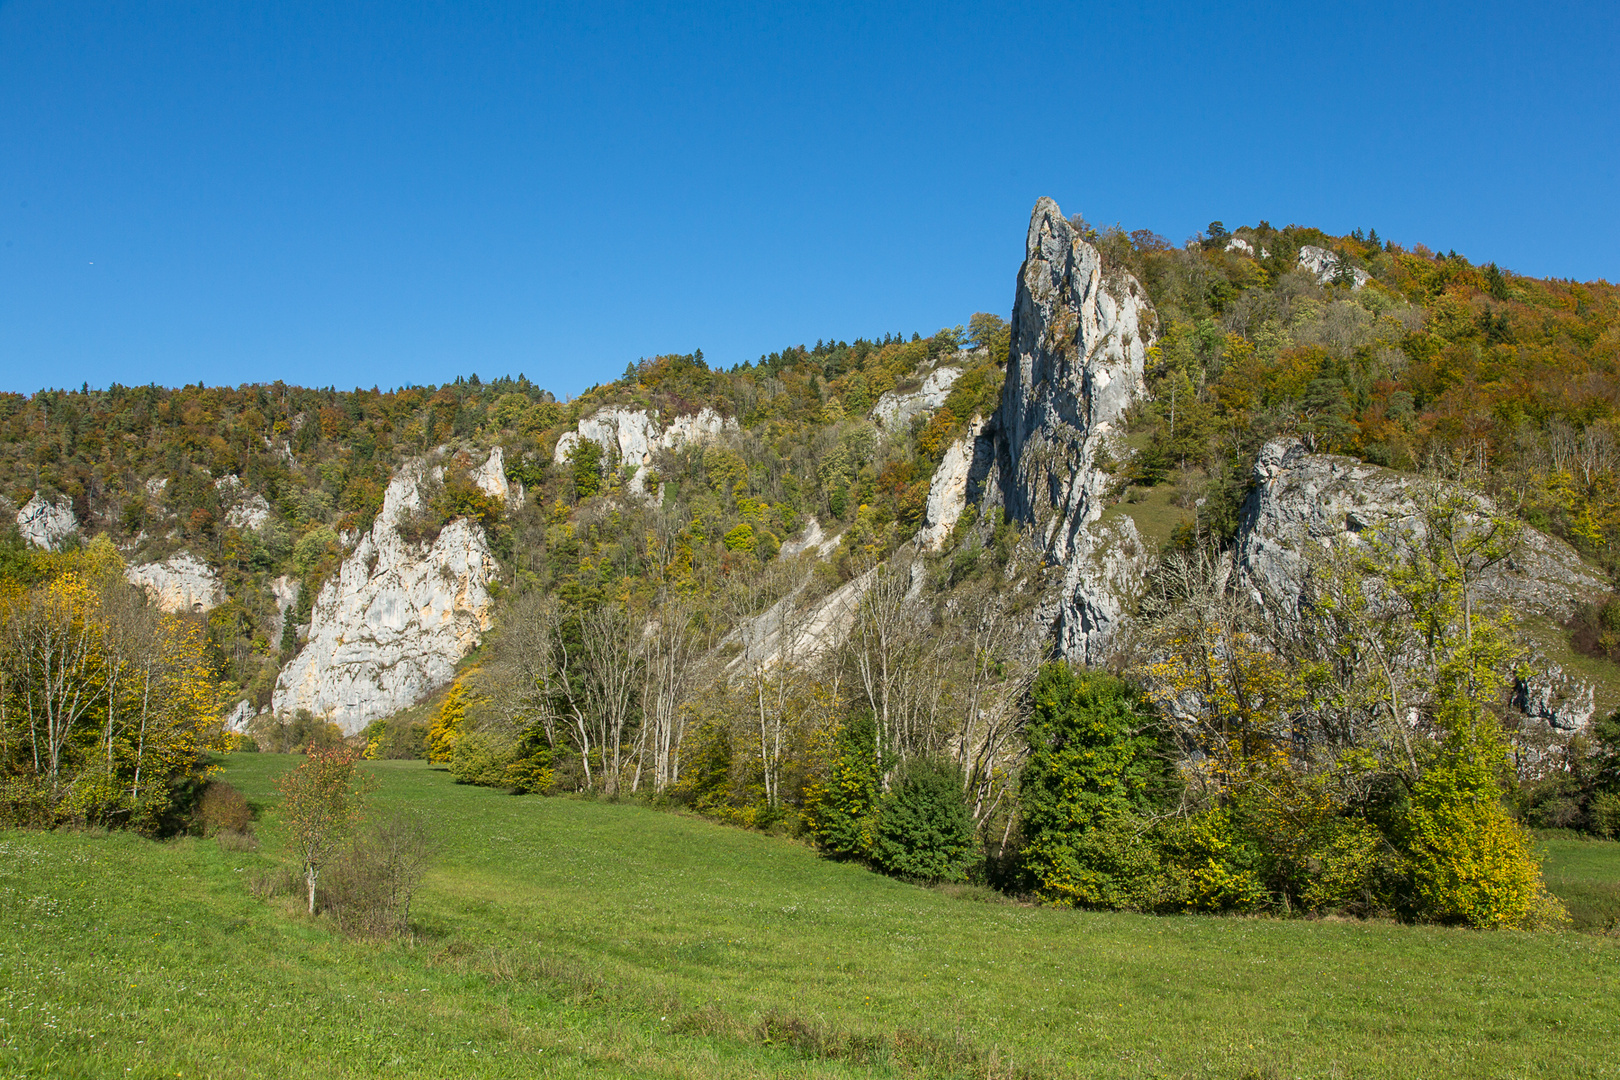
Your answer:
[1298,245,1371,289]
[1237,438,1603,622]
[17,494,77,550]
[271,452,500,734]
[268,575,301,642]
[471,445,523,508]
[977,197,1158,663]
[1515,664,1597,733]
[225,493,272,531]
[1237,438,1607,731]
[126,552,226,614]
[780,517,841,559]
[870,364,966,431]
[915,417,989,551]
[727,568,876,676]
[553,406,736,497]
[1225,237,1254,256]
[222,699,256,734]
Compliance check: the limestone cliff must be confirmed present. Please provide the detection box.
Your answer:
[915,417,991,552]
[126,552,225,614]
[1297,245,1371,289]
[870,362,967,432]
[16,493,77,550]
[553,406,735,498]
[970,197,1158,662]
[1237,437,1608,730]
[1238,438,1604,622]
[271,450,500,734]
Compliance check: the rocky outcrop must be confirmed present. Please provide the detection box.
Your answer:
[222,699,257,734]
[126,552,226,613]
[271,450,500,734]
[17,494,77,550]
[1238,438,1604,622]
[1298,245,1370,289]
[727,568,877,676]
[972,197,1158,662]
[871,364,966,431]
[553,406,735,497]
[1236,438,1608,731]
[225,492,272,530]
[472,445,524,509]
[1515,664,1597,733]
[915,417,991,551]
[780,517,841,559]
[268,575,301,643]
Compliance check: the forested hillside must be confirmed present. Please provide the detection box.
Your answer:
[4,201,1619,928]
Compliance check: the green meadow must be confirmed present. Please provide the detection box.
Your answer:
[3,755,1618,1079]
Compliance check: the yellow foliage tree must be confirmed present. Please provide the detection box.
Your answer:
[0,542,220,830]
[427,679,469,764]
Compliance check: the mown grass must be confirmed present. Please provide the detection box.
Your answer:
[1540,832,1620,933]
[4,755,1619,1079]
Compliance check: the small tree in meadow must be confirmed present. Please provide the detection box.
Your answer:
[276,748,370,915]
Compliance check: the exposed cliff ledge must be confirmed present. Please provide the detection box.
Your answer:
[1297,245,1370,289]
[1238,438,1604,622]
[17,493,77,550]
[915,416,991,552]
[1237,437,1609,731]
[553,406,735,497]
[971,196,1158,662]
[871,363,967,431]
[271,450,500,734]
[126,552,225,614]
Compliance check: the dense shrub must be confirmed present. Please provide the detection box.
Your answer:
[805,714,879,860]
[362,718,428,760]
[196,781,252,836]
[1017,665,1178,907]
[1404,719,1567,929]
[318,811,437,937]
[868,756,977,883]
[448,731,519,788]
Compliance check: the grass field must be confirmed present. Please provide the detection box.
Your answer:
[3,755,1619,1079]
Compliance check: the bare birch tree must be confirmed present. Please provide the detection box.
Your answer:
[635,590,703,794]
[580,601,642,795]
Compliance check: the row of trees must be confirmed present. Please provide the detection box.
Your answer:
[0,537,219,830]
[405,547,1042,845]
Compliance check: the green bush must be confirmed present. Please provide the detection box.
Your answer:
[1017,664,1178,906]
[868,756,976,883]
[1591,791,1620,839]
[1402,718,1567,929]
[806,714,880,860]
[448,731,520,790]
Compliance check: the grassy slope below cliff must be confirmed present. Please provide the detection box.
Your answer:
[2,756,1618,1080]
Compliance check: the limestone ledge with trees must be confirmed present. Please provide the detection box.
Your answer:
[5,198,1620,928]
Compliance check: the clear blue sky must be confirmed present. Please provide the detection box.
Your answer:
[2,1,1615,397]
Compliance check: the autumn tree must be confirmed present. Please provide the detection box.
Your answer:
[0,540,218,830]
[277,747,371,915]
